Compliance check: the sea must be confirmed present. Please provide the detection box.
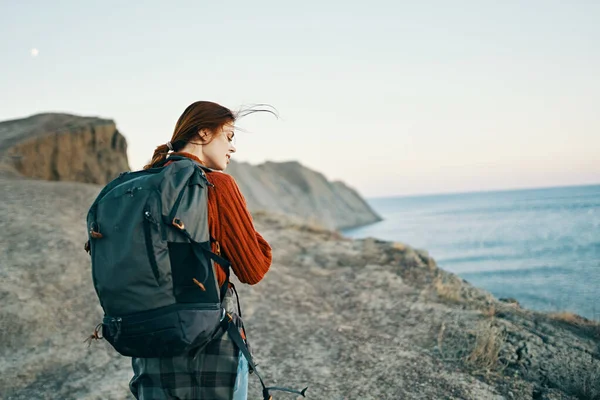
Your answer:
[343,184,600,320]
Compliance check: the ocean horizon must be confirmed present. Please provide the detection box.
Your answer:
[343,183,600,320]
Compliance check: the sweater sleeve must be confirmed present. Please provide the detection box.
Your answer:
[209,172,272,285]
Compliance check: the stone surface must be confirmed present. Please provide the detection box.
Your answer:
[1,178,598,400]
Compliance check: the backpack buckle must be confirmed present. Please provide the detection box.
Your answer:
[90,222,103,239]
[172,218,185,230]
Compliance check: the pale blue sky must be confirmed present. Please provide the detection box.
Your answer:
[1,1,598,197]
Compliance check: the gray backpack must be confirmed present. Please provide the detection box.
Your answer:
[85,155,232,357]
[86,155,309,399]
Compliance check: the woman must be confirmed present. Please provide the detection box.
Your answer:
[129,100,272,400]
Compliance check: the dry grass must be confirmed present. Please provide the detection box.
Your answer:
[434,316,507,375]
[291,221,330,234]
[391,242,407,251]
[498,297,521,308]
[548,311,600,338]
[437,322,446,357]
[549,311,598,326]
[434,318,473,362]
[481,305,497,318]
[432,276,463,304]
[465,320,506,372]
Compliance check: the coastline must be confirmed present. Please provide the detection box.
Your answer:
[343,184,600,321]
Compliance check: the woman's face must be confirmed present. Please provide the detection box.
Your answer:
[200,123,236,171]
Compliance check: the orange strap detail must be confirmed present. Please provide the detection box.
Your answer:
[192,278,206,291]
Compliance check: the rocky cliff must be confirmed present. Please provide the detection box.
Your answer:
[0,177,598,400]
[0,113,381,230]
[226,160,381,230]
[0,113,130,185]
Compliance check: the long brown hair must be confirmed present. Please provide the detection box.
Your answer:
[144,101,278,169]
[144,101,235,169]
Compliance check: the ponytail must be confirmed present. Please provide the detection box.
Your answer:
[143,144,170,170]
[143,100,260,170]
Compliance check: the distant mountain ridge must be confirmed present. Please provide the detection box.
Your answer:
[226,160,381,230]
[0,113,381,230]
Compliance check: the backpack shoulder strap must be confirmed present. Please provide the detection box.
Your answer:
[157,155,214,172]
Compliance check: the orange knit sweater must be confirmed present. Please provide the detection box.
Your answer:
[166,152,272,287]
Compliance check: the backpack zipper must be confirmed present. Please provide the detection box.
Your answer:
[143,210,160,282]
[152,190,167,240]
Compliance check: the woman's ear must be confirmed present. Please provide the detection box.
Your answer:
[198,129,210,142]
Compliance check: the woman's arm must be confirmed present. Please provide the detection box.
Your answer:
[208,172,272,285]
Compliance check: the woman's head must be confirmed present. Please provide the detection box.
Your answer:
[181,120,237,171]
[144,101,236,170]
[145,101,277,171]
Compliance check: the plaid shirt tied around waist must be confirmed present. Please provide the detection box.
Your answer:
[129,289,247,400]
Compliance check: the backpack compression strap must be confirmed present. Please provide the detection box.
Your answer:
[221,314,308,400]
[172,219,232,285]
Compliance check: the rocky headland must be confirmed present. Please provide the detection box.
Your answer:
[0,113,129,184]
[226,160,381,230]
[0,113,598,400]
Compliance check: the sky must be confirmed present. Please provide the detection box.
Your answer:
[1,1,598,198]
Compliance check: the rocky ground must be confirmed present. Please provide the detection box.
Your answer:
[1,176,599,399]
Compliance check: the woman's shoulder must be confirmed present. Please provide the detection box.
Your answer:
[206,170,239,189]
[205,171,247,207]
